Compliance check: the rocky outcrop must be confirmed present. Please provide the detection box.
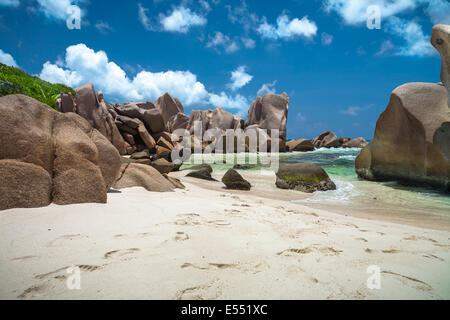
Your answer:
[342,137,368,148]
[275,163,336,193]
[246,93,289,141]
[286,139,314,152]
[356,82,450,190]
[431,24,450,105]
[186,107,243,134]
[168,112,189,132]
[72,84,129,155]
[0,94,122,210]
[155,93,184,126]
[312,131,340,148]
[113,163,176,192]
[221,169,251,190]
[356,25,450,191]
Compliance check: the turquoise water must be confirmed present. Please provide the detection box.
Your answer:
[182,148,450,218]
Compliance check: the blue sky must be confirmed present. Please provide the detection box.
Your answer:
[0,0,449,139]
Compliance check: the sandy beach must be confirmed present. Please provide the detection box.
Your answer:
[1,171,449,300]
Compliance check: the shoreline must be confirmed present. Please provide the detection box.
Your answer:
[0,172,449,299]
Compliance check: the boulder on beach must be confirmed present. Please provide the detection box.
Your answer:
[113,163,176,192]
[343,137,368,148]
[150,158,179,174]
[186,167,217,181]
[221,169,251,190]
[356,82,450,190]
[115,102,166,133]
[286,139,315,152]
[275,163,336,193]
[312,131,340,148]
[168,112,190,132]
[0,94,122,210]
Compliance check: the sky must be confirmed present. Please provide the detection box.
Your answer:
[0,0,449,139]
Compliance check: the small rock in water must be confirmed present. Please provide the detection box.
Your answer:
[275,163,336,193]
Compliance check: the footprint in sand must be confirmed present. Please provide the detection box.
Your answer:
[175,281,222,300]
[382,271,432,292]
[355,237,368,242]
[382,249,401,254]
[174,232,189,242]
[207,220,231,227]
[18,283,50,299]
[11,255,38,262]
[35,264,104,281]
[104,248,140,260]
[278,246,342,257]
[175,213,202,226]
[47,234,88,247]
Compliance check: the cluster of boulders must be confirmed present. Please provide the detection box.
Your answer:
[356,24,450,191]
[286,131,368,152]
[0,94,184,211]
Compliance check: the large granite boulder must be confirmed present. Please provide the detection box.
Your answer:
[74,84,128,155]
[246,93,289,141]
[221,169,251,190]
[431,24,450,106]
[356,82,450,190]
[115,102,165,133]
[168,112,189,132]
[312,131,340,148]
[154,93,184,127]
[286,139,315,152]
[275,163,336,193]
[342,137,368,148]
[0,94,122,210]
[186,108,244,134]
[113,163,176,192]
[58,92,76,113]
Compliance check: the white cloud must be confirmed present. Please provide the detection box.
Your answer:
[323,0,418,25]
[138,3,153,31]
[388,17,435,57]
[376,39,395,56]
[209,92,248,112]
[159,6,207,33]
[257,80,277,96]
[95,21,113,34]
[257,14,317,40]
[39,44,248,112]
[0,49,18,67]
[228,66,253,91]
[426,0,450,24]
[206,32,240,53]
[226,1,260,31]
[36,0,84,21]
[321,32,333,45]
[241,37,256,49]
[340,105,373,116]
[0,0,19,7]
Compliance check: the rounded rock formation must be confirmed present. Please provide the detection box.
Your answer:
[275,163,336,193]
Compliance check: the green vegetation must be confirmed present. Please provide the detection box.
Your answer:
[0,63,75,110]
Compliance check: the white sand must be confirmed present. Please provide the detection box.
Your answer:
[0,173,449,300]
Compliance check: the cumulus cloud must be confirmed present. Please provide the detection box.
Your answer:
[159,6,207,33]
[226,1,260,32]
[257,14,317,40]
[206,32,239,53]
[388,17,435,57]
[0,0,20,7]
[36,0,84,21]
[376,39,395,56]
[241,37,256,49]
[0,49,18,67]
[228,66,253,91]
[39,44,248,111]
[425,0,450,24]
[340,105,373,116]
[257,80,277,96]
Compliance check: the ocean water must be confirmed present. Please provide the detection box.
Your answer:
[182,148,450,222]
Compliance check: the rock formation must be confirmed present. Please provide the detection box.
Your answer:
[286,139,315,152]
[154,93,184,126]
[312,131,340,148]
[356,24,450,191]
[275,163,336,193]
[342,137,368,148]
[431,24,450,106]
[0,94,122,210]
[222,169,251,190]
